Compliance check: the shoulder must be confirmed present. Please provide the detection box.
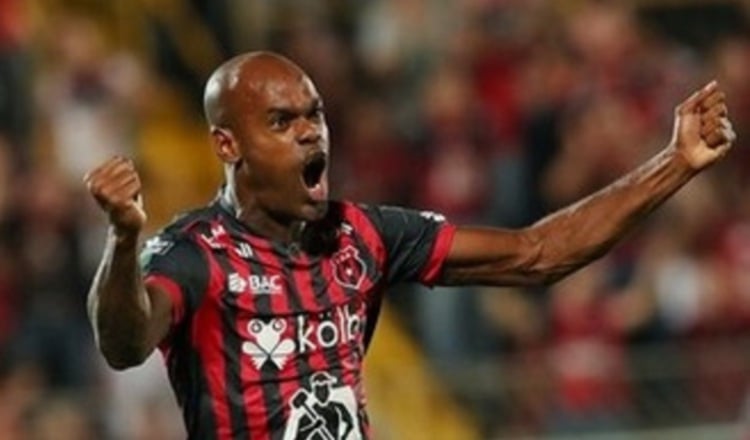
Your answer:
[328,200,383,235]
[339,201,448,229]
[162,205,218,234]
[150,205,221,242]
[140,206,218,265]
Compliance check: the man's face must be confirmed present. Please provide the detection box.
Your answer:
[234,72,330,223]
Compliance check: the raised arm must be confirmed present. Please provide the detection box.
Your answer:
[440,81,735,287]
[84,157,173,369]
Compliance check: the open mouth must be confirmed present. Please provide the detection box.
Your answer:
[302,152,327,189]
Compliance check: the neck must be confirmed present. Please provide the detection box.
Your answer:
[238,207,305,244]
[223,183,304,244]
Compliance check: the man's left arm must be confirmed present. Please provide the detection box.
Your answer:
[439,80,735,287]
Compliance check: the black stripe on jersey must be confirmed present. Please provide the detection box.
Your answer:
[350,232,380,288]
[309,261,333,310]
[363,292,384,353]
[191,348,221,440]
[349,231,384,352]
[244,247,286,439]
[168,333,219,440]
[212,251,251,439]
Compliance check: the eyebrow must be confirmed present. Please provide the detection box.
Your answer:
[266,98,323,116]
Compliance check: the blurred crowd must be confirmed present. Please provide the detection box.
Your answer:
[1,0,750,438]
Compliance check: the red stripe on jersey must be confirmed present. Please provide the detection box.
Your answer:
[319,254,368,403]
[144,273,185,335]
[191,236,234,440]
[419,224,457,285]
[342,203,387,268]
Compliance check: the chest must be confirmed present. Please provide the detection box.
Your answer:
[198,225,384,317]
[194,232,384,375]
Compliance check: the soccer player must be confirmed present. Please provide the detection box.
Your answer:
[84,51,734,439]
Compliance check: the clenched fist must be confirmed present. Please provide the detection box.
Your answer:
[84,156,147,237]
[672,80,736,171]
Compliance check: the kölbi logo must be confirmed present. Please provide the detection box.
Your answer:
[242,302,366,370]
[228,273,282,295]
[242,319,294,369]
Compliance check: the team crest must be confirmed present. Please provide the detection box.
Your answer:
[331,246,366,290]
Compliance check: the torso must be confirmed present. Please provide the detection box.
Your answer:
[162,201,386,440]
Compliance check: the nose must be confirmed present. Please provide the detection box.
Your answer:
[297,118,322,146]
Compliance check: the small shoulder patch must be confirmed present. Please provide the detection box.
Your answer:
[140,235,175,267]
[419,210,446,223]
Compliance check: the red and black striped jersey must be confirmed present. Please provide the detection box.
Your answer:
[140,193,456,440]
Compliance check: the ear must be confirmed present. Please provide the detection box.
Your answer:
[210,127,241,164]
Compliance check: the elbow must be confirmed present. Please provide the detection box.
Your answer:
[528,258,600,286]
[514,229,564,286]
[517,227,605,286]
[507,267,567,287]
[522,253,587,286]
[534,270,570,286]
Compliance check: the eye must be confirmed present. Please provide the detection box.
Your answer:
[269,112,293,131]
[308,106,325,122]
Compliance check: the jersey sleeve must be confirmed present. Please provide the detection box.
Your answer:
[139,232,208,334]
[360,205,456,285]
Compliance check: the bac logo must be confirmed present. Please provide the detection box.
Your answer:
[227,273,282,295]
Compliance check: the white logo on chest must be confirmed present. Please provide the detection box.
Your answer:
[242,319,295,369]
[201,225,228,249]
[235,242,254,258]
[240,303,366,370]
[227,273,282,295]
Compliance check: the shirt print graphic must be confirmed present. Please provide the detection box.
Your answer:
[283,372,361,440]
[241,318,295,369]
[239,301,367,371]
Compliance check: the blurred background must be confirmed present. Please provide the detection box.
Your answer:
[1,0,750,438]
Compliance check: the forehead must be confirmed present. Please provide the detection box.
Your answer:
[246,70,320,111]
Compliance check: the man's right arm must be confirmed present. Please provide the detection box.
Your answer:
[87,229,174,370]
[84,156,173,370]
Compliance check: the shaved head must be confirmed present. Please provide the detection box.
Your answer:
[202,51,330,232]
[203,51,310,130]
